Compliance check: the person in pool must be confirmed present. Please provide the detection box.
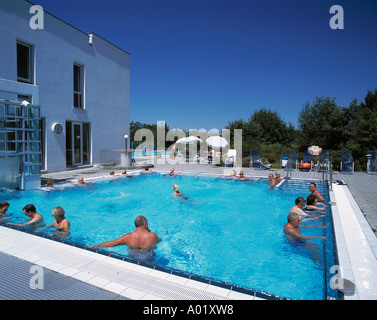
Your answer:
[284,212,327,241]
[7,204,43,227]
[142,167,152,173]
[169,168,178,176]
[172,184,182,197]
[87,215,161,261]
[305,194,327,212]
[37,206,70,235]
[268,173,277,186]
[289,197,325,219]
[172,184,189,200]
[229,170,237,178]
[103,170,117,178]
[235,171,246,180]
[309,182,325,202]
[0,201,11,221]
[289,197,311,218]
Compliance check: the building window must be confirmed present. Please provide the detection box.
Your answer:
[17,42,34,84]
[73,64,84,108]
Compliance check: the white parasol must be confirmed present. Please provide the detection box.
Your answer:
[175,136,203,144]
[308,145,322,156]
[205,136,229,148]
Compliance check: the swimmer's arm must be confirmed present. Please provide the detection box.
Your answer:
[300,224,327,229]
[287,230,326,240]
[36,224,53,232]
[298,210,311,217]
[8,216,41,226]
[285,226,326,240]
[25,214,43,225]
[87,234,129,248]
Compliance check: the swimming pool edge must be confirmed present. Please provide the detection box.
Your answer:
[329,184,377,300]
[0,224,277,300]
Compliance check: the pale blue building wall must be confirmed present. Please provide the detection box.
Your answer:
[0,0,130,173]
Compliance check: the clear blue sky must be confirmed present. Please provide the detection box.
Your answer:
[33,0,377,131]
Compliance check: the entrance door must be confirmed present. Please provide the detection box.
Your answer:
[66,121,90,167]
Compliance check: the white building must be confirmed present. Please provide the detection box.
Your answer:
[0,0,130,189]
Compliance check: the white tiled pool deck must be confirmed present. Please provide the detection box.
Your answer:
[330,184,377,299]
[0,225,257,300]
[1,164,377,300]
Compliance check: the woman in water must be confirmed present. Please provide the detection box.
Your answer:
[172,184,188,200]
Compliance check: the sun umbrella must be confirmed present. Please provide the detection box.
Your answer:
[206,136,229,148]
[308,145,322,156]
[176,136,203,144]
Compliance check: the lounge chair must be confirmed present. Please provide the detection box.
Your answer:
[367,150,377,174]
[186,149,200,163]
[250,149,271,170]
[341,150,354,174]
[317,150,330,172]
[223,149,236,167]
[299,150,313,172]
[285,150,299,171]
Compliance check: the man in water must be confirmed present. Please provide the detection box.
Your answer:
[235,171,246,180]
[7,204,43,227]
[289,197,312,218]
[289,197,325,219]
[74,176,93,186]
[87,215,161,262]
[284,212,327,241]
[309,182,325,202]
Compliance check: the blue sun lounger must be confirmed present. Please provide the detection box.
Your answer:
[341,150,354,174]
[250,150,271,170]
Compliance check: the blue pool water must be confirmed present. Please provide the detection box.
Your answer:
[0,173,339,300]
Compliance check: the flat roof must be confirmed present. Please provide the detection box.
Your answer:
[25,0,131,56]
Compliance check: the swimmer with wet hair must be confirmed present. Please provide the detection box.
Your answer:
[172,184,188,200]
[172,184,182,197]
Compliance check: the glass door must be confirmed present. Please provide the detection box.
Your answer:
[73,122,82,165]
[66,121,90,167]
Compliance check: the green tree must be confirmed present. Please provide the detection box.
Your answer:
[130,121,172,149]
[344,90,377,169]
[226,108,297,159]
[226,108,296,144]
[297,96,344,150]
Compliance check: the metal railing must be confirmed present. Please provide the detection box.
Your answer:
[320,156,333,191]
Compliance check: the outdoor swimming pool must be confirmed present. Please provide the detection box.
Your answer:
[0,173,339,300]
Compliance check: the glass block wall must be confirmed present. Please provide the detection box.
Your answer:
[0,100,41,189]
